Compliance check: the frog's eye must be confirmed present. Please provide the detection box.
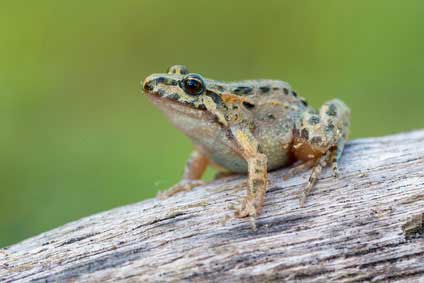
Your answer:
[167,65,189,75]
[180,74,205,96]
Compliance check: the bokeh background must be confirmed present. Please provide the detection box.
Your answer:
[1,1,423,247]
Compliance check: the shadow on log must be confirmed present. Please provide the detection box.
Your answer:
[1,131,424,282]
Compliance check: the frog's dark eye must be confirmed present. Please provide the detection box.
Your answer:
[180,74,205,96]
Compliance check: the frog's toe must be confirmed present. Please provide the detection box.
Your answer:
[234,207,257,231]
[233,197,259,230]
[157,179,206,200]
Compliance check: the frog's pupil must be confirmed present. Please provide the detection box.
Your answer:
[181,74,205,95]
[187,80,200,90]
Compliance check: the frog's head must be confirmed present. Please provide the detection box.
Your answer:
[143,65,223,110]
[143,65,229,126]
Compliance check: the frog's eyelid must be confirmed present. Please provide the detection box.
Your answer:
[167,65,189,75]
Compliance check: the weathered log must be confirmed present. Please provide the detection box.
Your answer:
[1,130,424,282]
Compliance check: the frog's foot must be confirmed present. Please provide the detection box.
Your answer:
[234,196,259,231]
[157,179,206,200]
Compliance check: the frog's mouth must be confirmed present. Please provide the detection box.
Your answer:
[145,91,212,121]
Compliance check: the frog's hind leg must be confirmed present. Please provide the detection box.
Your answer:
[322,99,350,178]
[329,139,346,177]
[157,149,208,200]
[299,151,331,206]
[293,99,351,206]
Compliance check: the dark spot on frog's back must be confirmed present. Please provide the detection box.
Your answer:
[311,136,322,144]
[215,84,225,92]
[233,86,253,95]
[326,104,337,116]
[242,101,255,109]
[308,115,320,125]
[283,88,289,95]
[267,114,276,120]
[301,128,309,140]
[326,123,335,132]
[259,86,270,93]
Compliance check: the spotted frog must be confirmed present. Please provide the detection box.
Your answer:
[143,65,350,227]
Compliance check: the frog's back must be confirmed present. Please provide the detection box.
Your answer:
[205,79,310,172]
[247,80,309,171]
[210,79,294,98]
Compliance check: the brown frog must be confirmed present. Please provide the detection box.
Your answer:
[143,65,350,228]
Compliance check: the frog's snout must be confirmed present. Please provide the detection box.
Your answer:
[142,76,155,94]
[143,73,182,97]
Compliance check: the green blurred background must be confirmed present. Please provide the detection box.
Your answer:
[1,1,423,247]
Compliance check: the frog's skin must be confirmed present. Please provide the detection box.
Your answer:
[143,65,350,228]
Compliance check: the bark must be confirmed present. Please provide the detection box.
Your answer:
[1,130,424,283]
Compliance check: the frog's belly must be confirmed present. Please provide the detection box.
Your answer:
[204,138,248,173]
[192,125,293,174]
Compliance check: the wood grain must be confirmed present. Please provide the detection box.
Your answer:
[1,130,424,282]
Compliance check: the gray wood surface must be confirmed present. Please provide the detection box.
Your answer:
[1,130,424,282]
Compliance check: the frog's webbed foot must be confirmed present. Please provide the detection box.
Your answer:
[233,196,258,230]
[233,155,267,231]
[157,179,206,200]
[293,99,351,206]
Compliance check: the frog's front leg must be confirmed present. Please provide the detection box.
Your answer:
[157,149,208,200]
[293,99,351,206]
[231,127,268,228]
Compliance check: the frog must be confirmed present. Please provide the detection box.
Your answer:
[142,65,350,228]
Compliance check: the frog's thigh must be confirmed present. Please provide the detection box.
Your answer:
[318,99,350,174]
[295,99,350,205]
[300,100,350,169]
[182,149,210,180]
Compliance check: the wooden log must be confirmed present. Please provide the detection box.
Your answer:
[1,130,424,282]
